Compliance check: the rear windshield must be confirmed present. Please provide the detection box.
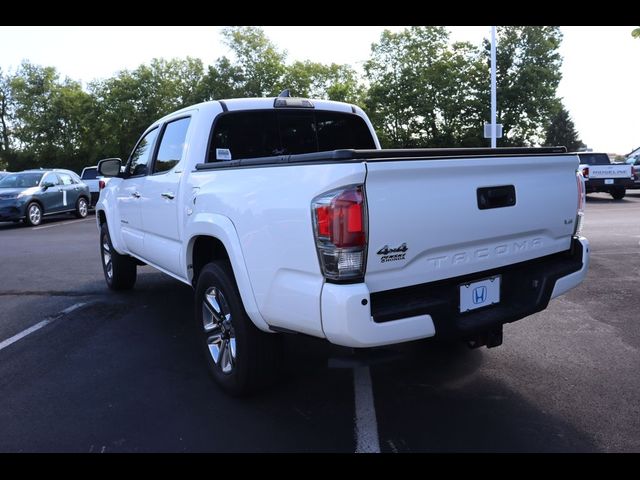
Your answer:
[81,167,98,179]
[208,110,376,162]
[579,153,611,165]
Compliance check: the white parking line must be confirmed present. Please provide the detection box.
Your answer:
[0,302,88,352]
[354,366,381,453]
[32,218,93,230]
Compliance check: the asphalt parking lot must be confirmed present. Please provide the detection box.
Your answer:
[1,191,639,452]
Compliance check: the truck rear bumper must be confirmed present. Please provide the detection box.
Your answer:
[585,178,634,192]
[321,237,589,348]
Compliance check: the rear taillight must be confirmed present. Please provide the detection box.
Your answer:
[99,180,106,190]
[312,185,367,282]
[574,170,585,236]
[581,167,589,178]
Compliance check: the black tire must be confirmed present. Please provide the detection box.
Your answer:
[611,187,625,200]
[194,261,281,396]
[25,202,42,226]
[75,197,89,218]
[100,222,137,290]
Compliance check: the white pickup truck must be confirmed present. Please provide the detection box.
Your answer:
[80,166,110,206]
[96,95,590,395]
[578,152,634,200]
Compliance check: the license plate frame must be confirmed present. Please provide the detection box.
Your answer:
[459,275,501,313]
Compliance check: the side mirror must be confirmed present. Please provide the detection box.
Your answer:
[98,158,122,177]
[41,182,54,190]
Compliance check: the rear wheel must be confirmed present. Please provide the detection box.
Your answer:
[100,222,137,290]
[25,202,42,226]
[611,187,625,200]
[75,197,89,218]
[194,261,281,396]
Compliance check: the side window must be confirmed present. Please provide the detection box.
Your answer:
[209,111,279,161]
[127,127,159,177]
[81,168,98,180]
[42,173,60,186]
[59,173,74,185]
[153,117,191,174]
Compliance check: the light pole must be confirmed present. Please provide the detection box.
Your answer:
[491,25,497,148]
[484,26,502,147]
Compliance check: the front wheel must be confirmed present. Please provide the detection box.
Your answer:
[194,261,281,396]
[75,197,89,218]
[100,223,137,290]
[25,202,42,226]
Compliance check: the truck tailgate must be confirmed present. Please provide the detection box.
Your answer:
[364,154,579,293]
[586,164,632,178]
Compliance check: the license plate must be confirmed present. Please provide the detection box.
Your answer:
[605,179,614,184]
[459,276,501,313]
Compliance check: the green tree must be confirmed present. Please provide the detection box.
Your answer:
[214,27,363,102]
[0,68,13,169]
[8,62,94,172]
[544,104,585,151]
[89,57,206,161]
[282,61,364,103]
[364,26,487,148]
[220,26,287,97]
[484,26,563,146]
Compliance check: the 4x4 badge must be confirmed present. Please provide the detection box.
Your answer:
[377,243,408,263]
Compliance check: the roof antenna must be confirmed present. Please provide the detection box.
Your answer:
[278,89,291,98]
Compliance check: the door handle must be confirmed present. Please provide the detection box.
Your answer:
[161,192,175,200]
[132,192,141,198]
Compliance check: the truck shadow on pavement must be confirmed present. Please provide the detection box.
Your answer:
[368,340,598,452]
[0,270,355,452]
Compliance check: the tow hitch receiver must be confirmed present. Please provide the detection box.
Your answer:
[466,326,503,349]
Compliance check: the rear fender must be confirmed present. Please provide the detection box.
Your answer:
[184,212,270,332]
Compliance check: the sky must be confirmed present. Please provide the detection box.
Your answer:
[1,26,638,155]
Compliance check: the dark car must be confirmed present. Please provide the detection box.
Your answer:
[0,169,91,226]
